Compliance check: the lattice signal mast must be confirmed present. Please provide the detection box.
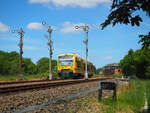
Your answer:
[42,22,53,80]
[12,28,24,80]
[75,24,89,80]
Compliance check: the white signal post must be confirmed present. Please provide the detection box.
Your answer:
[12,28,24,80]
[75,24,89,80]
[42,22,53,80]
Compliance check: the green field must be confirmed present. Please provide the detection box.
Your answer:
[0,73,60,81]
[71,80,150,113]
[0,74,105,81]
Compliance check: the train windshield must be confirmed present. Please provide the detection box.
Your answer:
[59,55,74,66]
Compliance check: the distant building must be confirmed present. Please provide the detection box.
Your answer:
[103,63,121,75]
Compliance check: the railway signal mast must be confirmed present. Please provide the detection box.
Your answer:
[75,24,89,80]
[12,28,24,80]
[42,22,53,80]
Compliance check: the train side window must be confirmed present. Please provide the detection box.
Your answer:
[76,58,81,68]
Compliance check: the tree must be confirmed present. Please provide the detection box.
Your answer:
[101,0,150,78]
[52,60,57,70]
[8,52,19,75]
[8,51,19,61]
[96,67,104,74]
[0,51,18,75]
[0,50,37,75]
[0,51,7,75]
[120,49,136,76]
[37,57,49,74]
[139,32,150,49]
[101,0,150,48]
[92,65,97,74]
[101,0,150,29]
[36,57,57,74]
[9,58,19,75]
[120,49,150,78]
[22,58,37,75]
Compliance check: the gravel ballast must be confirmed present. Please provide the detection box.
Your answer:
[0,81,98,113]
[0,80,129,113]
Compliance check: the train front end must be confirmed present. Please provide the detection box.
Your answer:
[57,54,75,78]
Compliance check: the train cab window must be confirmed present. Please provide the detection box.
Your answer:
[59,60,73,66]
[59,55,74,66]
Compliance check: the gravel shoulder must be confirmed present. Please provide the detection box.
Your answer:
[0,81,98,113]
[0,80,129,113]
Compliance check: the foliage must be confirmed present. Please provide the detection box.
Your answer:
[101,0,150,49]
[120,48,150,78]
[101,0,150,78]
[0,50,58,79]
[101,0,150,29]
[0,51,19,75]
[120,49,136,77]
[36,57,58,77]
[22,58,37,75]
[0,50,98,80]
[96,67,104,74]
[92,65,97,74]
[37,57,49,74]
[139,32,150,49]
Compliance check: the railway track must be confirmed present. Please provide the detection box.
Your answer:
[0,77,122,94]
[0,78,67,85]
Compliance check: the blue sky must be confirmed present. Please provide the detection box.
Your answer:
[0,0,150,68]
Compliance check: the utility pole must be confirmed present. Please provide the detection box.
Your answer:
[12,28,24,80]
[42,22,53,80]
[75,24,89,80]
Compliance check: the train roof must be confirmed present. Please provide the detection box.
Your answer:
[58,53,77,56]
[58,53,93,64]
[58,53,83,59]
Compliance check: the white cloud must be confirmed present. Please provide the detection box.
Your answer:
[0,22,9,32]
[51,26,57,30]
[61,21,84,33]
[29,0,111,8]
[27,22,43,30]
[105,56,113,60]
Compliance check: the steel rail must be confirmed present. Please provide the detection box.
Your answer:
[0,77,114,94]
[0,78,68,85]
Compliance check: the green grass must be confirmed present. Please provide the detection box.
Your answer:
[109,74,123,78]
[102,80,145,113]
[0,72,59,81]
[93,74,123,78]
[146,80,150,112]
[0,74,46,81]
[93,74,105,77]
[73,80,147,113]
[0,75,19,81]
